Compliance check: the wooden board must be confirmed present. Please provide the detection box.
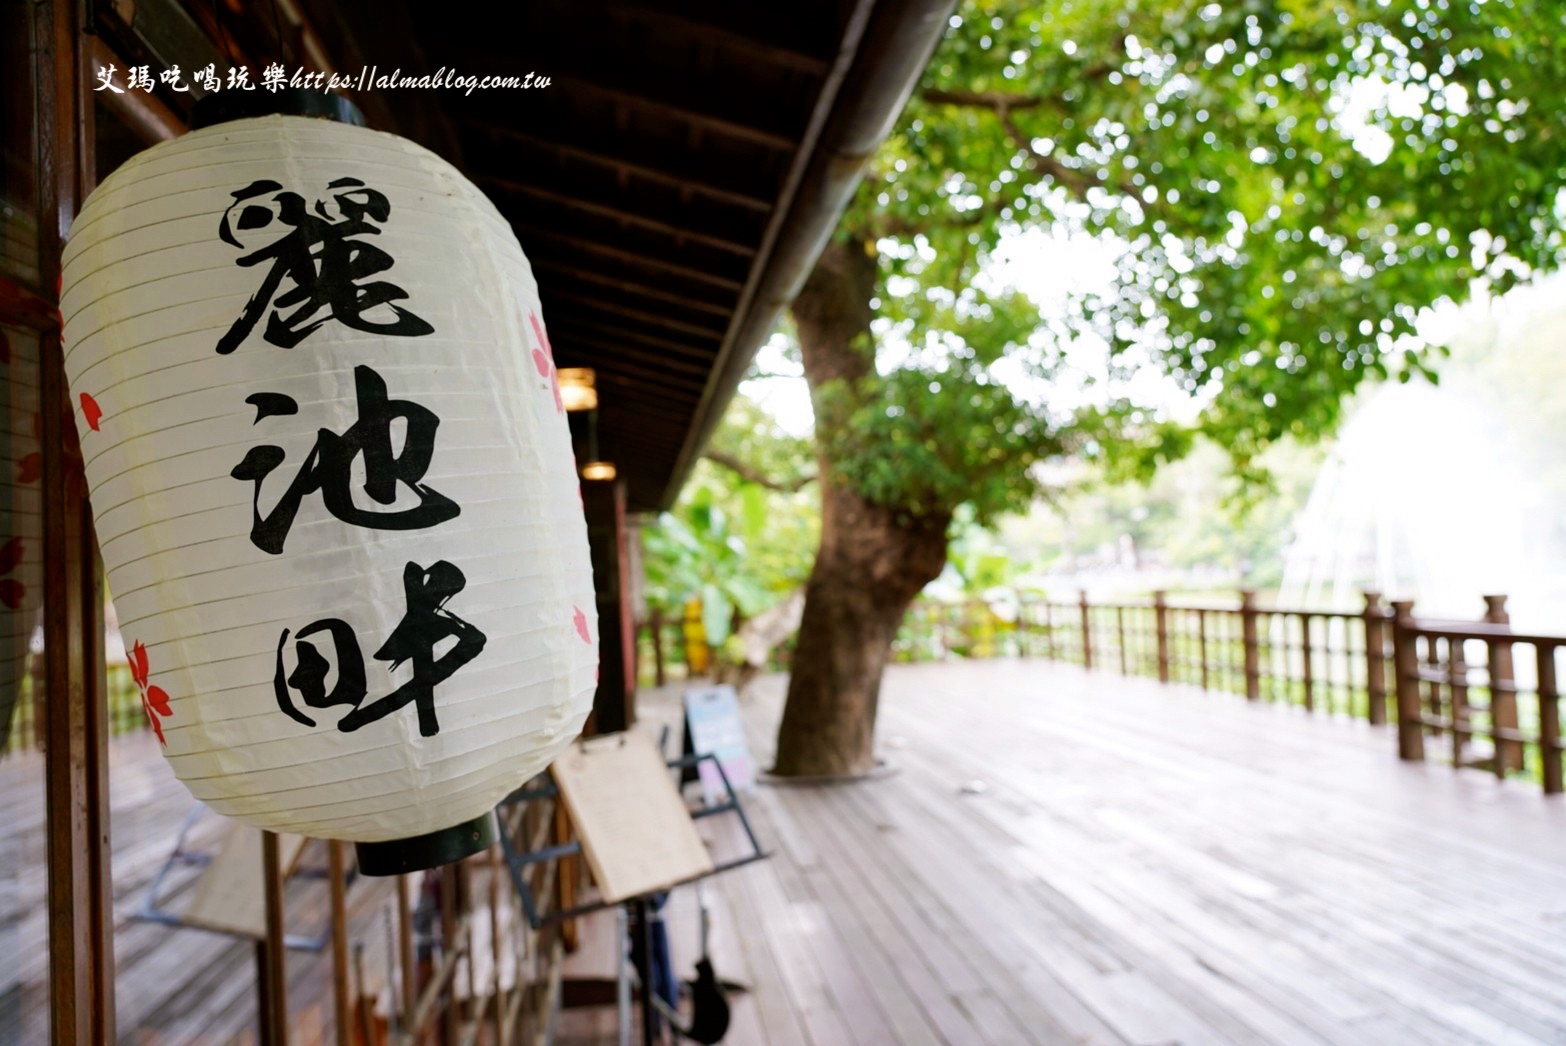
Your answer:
[550,731,714,904]
[182,825,308,939]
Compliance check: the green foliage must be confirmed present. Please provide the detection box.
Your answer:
[641,393,819,642]
[820,363,1060,524]
[836,0,1566,497]
[1000,437,1326,588]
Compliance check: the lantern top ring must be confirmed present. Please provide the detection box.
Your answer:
[191,87,366,130]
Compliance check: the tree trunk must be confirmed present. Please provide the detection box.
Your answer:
[771,239,951,777]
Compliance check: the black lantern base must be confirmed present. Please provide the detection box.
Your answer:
[355,812,497,877]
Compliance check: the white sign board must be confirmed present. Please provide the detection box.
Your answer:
[683,685,755,805]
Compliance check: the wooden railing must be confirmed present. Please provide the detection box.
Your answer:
[4,663,142,754]
[637,589,1565,793]
[1390,602,1563,794]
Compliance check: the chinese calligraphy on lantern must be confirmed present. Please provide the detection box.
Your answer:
[219,177,482,738]
[216,178,433,354]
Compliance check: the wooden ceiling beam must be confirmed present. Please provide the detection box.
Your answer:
[530,258,734,319]
[485,177,758,258]
[555,76,798,152]
[550,331,715,381]
[545,289,728,343]
[510,224,746,293]
[460,121,774,214]
[548,315,719,364]
[604,3,832,76]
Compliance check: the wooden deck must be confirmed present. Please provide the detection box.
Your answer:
[1,731,400,1044]
[6,657,1566,1043]
[562,660,1566,1045]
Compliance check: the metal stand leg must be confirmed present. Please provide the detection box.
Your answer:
[616,906,632,1046]
[635,898,657,1046]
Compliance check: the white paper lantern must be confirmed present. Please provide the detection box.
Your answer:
[59,101,598,870]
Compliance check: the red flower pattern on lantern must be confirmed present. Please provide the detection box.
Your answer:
[80,392,103,432]
[573,606,591,645]
[130,640,172,745]
[529,313,563,414]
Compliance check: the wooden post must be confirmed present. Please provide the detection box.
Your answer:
[260,831,289,1045]
[1300,614,1315,712]
[397,875,416,1035]
[1537,644,1562,795]
[1116,606,1129,675]
[1240,590,1260,702]
[1016,590,1029,658]
[1153,591,1170,684]
[1391,600,1425,762]
[1198,609,1209,691]
[1363,592,1387,725]
[1079,591,1093,669]
[1483,595,1522,773]
[1449,638,1471,767]
[649,608,666,687]
[329,840,350,1046]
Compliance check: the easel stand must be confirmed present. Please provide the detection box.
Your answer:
[498,734,766,1043]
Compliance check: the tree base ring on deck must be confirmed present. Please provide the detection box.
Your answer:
[759,757,900,787]
[354,811,496,876]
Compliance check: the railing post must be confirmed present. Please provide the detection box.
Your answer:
[1016,590,1029,658]
[1537,643,1562,795]
[1392,600,1425,762]
[1483,594,1522,773]
[1044,600,1057,660]
[1079,591,1093,670]
[1153,591,1170,684]
[1300,613,1315,712]
[1197,609,1209,691]
[1116,606,1129,675]
[1363,592,1387,725]
[1240,590,1260,702]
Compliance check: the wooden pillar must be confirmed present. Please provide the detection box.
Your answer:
[1363,592,1387,725]
[1240,590,1260,702]
[1152,591,1170,684]
[1078,591,1092,670]
[329,841,351,1046]
[583,476,636,733]
[1391,600,1424,762]
[1483,594,1522,773]
[649,607,666,688]
[259,832,289,1045]
[36,0,116,1038]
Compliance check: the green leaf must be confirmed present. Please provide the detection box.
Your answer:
[701,584,734,647]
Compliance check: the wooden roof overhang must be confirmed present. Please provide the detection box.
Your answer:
[93,0,956,511]
[334,0,957,511]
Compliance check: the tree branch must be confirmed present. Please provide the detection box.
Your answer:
[920,57,1135,206]
[704,450,817,493]
[921,88,1051,110]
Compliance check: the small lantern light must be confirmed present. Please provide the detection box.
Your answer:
[557,368,598,412]
[578,408,616,482]
[59,93,598,873]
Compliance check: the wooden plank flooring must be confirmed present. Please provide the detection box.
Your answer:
[1,731,398,1044]
[7,657,1566,1043]
[560,660,1566,1045]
